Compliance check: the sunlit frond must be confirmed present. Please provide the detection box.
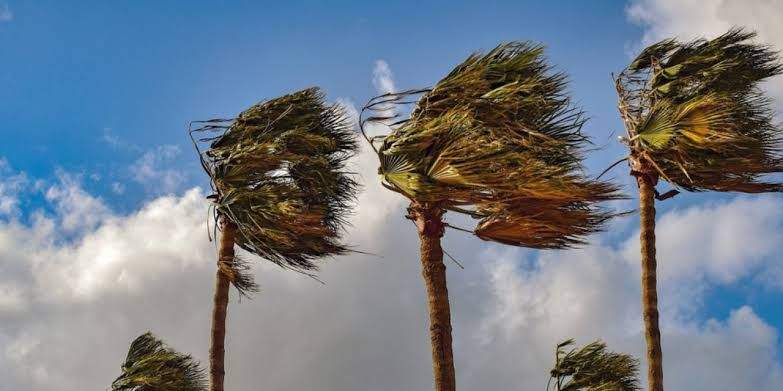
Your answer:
[475,199,616,249]
[111,332,206,391]
[617,28,783,192]
[191,87,360,274]
[362,42,623,248]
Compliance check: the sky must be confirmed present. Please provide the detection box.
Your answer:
[1,0,783,390]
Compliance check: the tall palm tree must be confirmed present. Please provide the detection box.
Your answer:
[361,42,622,391]
[548,339,640,391]
[190,87,359,391]
[111,332,207,391]
[613,29,783,391]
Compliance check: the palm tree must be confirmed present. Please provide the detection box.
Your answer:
[548,339,640,391]
[111,332,207,391]
[612,29,783,391]
[190,87,359,391]
[361,42,622,391]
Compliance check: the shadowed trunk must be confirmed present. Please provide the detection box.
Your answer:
[210,216,236,391]
[637,173,663,391]
[409,202,456,391]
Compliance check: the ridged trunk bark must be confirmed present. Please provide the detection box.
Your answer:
[210,217,236,391]
[637,174,664,391]
[409,202,456,391]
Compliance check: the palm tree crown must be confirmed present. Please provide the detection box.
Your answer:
[111,332,207,391]
[191,87,359,281]
[191,87,358,391]
[548,339,640,391]
[362,42,622,248]
[615,28,783,192]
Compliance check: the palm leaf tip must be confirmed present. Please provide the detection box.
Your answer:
[549,339,641,391]
[362,41,625,249]
[111,332,206,391]
[618,28,783,193]
[191,87,360,273]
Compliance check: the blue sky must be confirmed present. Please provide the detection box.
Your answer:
[0,1,638,187]
[2,1,783,390]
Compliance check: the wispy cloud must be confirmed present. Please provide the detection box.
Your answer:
[130,145,186,195]
[0,4,13,22]
[372,60,396,94]
[110,182,125,195]
[101,128,141,153]
[0,159,28,216]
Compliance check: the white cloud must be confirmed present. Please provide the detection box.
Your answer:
[3,150,783,391]
[627,0,783,101]
[623,196,783,285]
[2,61,783,391]
[100,129,187,195]
[0,4,12,22]
[664,306,783,390]
[0,283,26,313]
[0,159,27,217]
[44,172,110,234]
[373,60,396,94]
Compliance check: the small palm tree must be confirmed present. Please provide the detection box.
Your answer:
[111,332,207,391]
[548,339,640,391]
[613,29,783,391]
[361,42,622,391]
[190,87,359,391]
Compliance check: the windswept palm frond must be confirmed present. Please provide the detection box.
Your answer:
[475,200,616,249]
[362,42,623,249]
[617,28,783,192]
[191,87,359,276]
[548,339,640,391]
[111,332,206,391]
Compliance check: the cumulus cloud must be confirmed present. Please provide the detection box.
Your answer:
[44,172,111,234]
[623,196,783,286]
[3,61,783,391]
[3,151,783,390]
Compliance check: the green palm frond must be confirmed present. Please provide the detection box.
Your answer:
[362,42,623,249]
[548,339,640,391]
[111,332,206,391]
[617,28,783,192]
[191,87,359,275]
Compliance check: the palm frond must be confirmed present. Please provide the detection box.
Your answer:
[617,28,783,192]
[362,42,624,249]
[475,199,616,249]
[548,339,641,391]
[217,253,258,297]
[111,332,206,391]
[191,87,360,273]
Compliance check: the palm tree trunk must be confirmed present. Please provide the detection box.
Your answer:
[210,216,236,391]
[409,202,456,391]
[637,175,664,391]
